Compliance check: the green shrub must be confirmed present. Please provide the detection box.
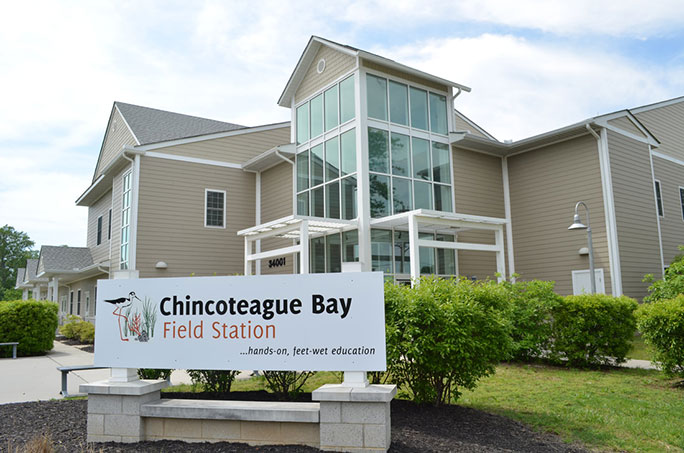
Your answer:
[263,371,315,398]
[548,294,638,367]
[187,369,239,393]
[138,368,173,380]
[504,279,561,361]
[59,314,82,339]
[385,277,512,405]
[59,315,95,343]
[76,321,95,343]
[637,295,684,376]
[644,247,684,302]
[0,299,58,357]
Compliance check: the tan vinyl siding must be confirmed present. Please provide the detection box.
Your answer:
[136,157,255,279]
[361,59,448,93]
[453,113,488,138]
[259,161,295,274]
[110,165,131,274]
[451,147,505,278]
[607,117,645,138]
[95,108,138,180]
[607,130,662,299]
[295,46,356,103]
[87,190,113,264]
[67,276,99,318]
[508,134,611,295]
[652,156,684,266]
[153,126,291,164]
[634,101,684,161]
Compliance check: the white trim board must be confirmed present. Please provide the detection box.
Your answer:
[145,152,242,169]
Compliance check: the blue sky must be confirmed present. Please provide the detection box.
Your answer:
[2,0,684,250]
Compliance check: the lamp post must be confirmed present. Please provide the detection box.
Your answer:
[568,201,596,294]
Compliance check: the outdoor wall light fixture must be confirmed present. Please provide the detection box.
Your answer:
[568,201,596,293]
[155,261,168,269]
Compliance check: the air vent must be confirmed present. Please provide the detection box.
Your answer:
[316,58,326,74]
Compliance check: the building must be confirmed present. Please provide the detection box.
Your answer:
[15,36,684,322]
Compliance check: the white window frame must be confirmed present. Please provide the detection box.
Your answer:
[120,171,132,270]
[679,186,684,222]
[204,189,227,229]
[655,179,664,217]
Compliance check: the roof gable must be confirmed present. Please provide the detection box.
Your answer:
[279,36,470,108]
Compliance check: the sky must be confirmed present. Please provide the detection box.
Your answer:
[2,0,684,250]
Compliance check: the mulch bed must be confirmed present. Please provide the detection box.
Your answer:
[0,393,588,452]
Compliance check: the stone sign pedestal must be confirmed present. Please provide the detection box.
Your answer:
[313,383,396,452]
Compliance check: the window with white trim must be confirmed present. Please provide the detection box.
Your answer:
[205,189,226,228]
[366,73,452,217]
[120,171,132,270]
[108,209,112,240]
[679,187,684,221]
[655,180,664,217]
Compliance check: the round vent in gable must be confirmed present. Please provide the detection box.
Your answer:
[316,58,326,74]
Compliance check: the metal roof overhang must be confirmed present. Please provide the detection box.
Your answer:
[37,262,109,283]
[238,215,358,241]
[242,144,295,172]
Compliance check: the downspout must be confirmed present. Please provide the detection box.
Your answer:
[586,124,622,296]
[122,147,144,273]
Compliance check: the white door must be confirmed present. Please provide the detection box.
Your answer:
[571,268,605,295]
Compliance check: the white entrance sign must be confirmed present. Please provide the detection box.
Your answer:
[94,272,386,371]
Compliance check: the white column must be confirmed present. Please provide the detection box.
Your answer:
[110,269,140,383]
[502,156,516,281]
[255,171,261,275]
[299,221,309,274]
[408,213,420,285]
[244,239,252,276]
[495,226,506,283]
[355,68,372,271]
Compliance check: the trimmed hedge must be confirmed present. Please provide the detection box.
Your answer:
[0,299,58,357]
[385,277,512,405]
[548,294,638,367]
[637,295,684,377]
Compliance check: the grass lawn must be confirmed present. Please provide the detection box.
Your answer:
[460,363,684,453]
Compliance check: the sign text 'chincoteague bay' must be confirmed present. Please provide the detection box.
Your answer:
[94,273,386,371]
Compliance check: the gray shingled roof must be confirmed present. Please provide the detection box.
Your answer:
[39,246,94,273]
[24,259,40,281]
[115,102,245,145]
[15,268,25,287]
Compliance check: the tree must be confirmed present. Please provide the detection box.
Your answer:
[0,225,38,301]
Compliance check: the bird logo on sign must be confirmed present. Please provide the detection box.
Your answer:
[105,291,156,342]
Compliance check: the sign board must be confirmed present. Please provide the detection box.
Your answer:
[94,272,385,371]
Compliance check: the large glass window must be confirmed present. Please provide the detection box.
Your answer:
[296,104,309,145]
[429,92,448,135]
[391,133,410,176]
[326,234,341,273]
[370,174,390,217]
[295,76,357,221]
[325,85,339,132]
[392,177,412,214]
[308,232,347,273]
[369,128,389,173]
[367,74,388,121]
[310,94,323,138]
[389,81,408,125]
[432,142,451,183]
[340,76,355,123]
[655,180,664,217]
[410,87,428,130]
[372,229,457,278]
[343,230,359,262]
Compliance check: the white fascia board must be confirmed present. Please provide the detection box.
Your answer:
[134,122,290,152]
[145,152,242,169]
[75,174,107,205]
[594,115,659,147]
[652,151,684,167]
[114,104,141,145]
[630,95,684,114]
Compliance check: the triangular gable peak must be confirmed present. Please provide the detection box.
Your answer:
[92,103,139,182]
[279,36,471,108]
[594,110,658,146]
